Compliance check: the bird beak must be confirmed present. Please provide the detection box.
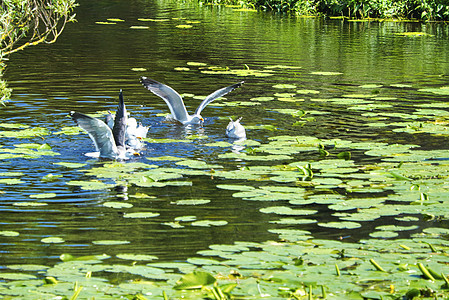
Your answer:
[200,117,204,125]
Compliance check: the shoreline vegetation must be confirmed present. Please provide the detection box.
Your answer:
[0,0,77,104]
[199,0,449,21]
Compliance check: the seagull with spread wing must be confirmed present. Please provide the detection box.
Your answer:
[140,77,244,125]
[70,90,146,159]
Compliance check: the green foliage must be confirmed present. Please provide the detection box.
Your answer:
[0,0,77,103]
[200,0,449,20]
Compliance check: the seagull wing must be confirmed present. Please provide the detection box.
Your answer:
[195,81,244,115]
[112,90,127,148]
[70,111,118,159]
[140,77,190,123]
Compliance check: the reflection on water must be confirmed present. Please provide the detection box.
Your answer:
[1,0,449,269]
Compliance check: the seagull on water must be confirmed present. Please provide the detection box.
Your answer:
[225,117,246,139]
[70,90,146,159]
[140,77,244,125]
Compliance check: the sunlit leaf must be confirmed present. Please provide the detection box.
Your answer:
[123,212,160,218]
[174,271,216,289]
[41,237,65,244]
[103,202,133,209]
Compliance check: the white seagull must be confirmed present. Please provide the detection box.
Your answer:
[70,90,144,159]
[225,117,246,139]
[140,77,244,125]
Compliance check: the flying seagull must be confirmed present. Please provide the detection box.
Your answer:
[225,117,246,139]
[70,90,146,159]
[140,77,244,125]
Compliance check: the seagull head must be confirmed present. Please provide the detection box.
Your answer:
[189,114,204,125]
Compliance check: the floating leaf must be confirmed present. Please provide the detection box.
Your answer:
[317,221,362,229]
[131,68,147,72]
[41,174,63,182]
[174,271,216,289]
[107,18,125,22]
[53,162,87,168]
[191,220,228,227]
[273,84,297,89]
[116,254,158,261]
[13,202,47,206]
[0,273,37,280]
[260,206,317,215]
[0,231,19,237]
[95,21,116,25]
[29,193,57,199]
[174,67,190,71]
[103,202,133,209]
[296,89,320,94]
[187,62,208,66]
[130,26,149,29]
[176,24,193,29]
[310,71,343,75]
[138,18,170,22]
[92,240,131,245]
[0,178,24,185]
[66,180,114,190]
[175,215,197,222]
[173,199,211,205]
[123,212,160,218]
[41,237,65,244]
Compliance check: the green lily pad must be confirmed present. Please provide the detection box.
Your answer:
[0,273,37,280]
[66,180,115,190]
[191,220,228,227]
[176,24,193,29]
[103,202,133,209]
[273,84,297,89]
[13,202,48,206]
[123,212,160,218]
[310,71,343,75]
[175,215,197,222]
[172,199,211,205]
[317,221,362,229]
[174,271,216,289]
[29,193,57,199]
[41,237,65,244]
[131,68,147,72]
[116,254,158,261]
[92,240,131,245]
[0,231,20,237]
[0,178,24,185]
[296,89,320,94]
[370,231,399,238]
[53,162,87,168]
[259,206,317,215]
[41,174,63,182]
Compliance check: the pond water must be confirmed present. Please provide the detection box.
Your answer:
[2,0,449,282]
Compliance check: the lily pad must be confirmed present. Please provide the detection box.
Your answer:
[191,220,228,227]
[0,231,20,237]
[172,199,211,205]
[123,212,160,218]
[116,254,158,261]
[41,237,65,244]
[92,240,131,245]
[317,221,362,229]
[29,193,57,199]
[310,71,343,75]
[273,84,297,89]
[103,202,133,209]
